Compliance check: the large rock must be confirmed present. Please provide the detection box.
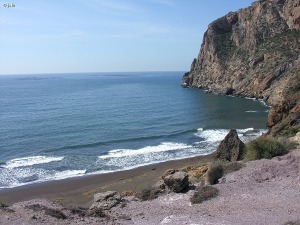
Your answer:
[214,129,245,161]
[90,191,121,210]
[163,171,189,193]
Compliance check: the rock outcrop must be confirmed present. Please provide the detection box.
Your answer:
[215,129,245,161]
[163,171,189,193]
[182,0,300,137]
[90,191,121,210]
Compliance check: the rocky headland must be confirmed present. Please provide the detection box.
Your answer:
[182,0,300,137]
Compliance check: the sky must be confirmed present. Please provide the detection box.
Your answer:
[0,0,254,75]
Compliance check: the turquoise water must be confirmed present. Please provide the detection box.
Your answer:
[0,72,269,188]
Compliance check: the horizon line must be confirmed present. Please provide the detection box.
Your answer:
[0,70,187,76]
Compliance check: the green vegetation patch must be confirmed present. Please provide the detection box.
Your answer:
[242,137,288,161]
[0,200,8,209]
[213,31,236,66]
[261,30,300,59]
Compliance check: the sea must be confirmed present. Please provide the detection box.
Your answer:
[0,72,270,189]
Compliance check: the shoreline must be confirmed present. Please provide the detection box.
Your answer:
[0,153,214,207]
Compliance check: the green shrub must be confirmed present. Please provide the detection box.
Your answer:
[206,163,223,185]
[0,200,8,209]
[278,137,298,150]
[190,186,219,204]
[243,137,288,161]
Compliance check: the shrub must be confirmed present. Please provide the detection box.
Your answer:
[0,200,8,209]
[136,186,162,201]
[284,221,300,225]
[86,208,106,218]
[190,186,219,204]
[242,137,287,161]
[70,207,87,217]
[26,204,44,211]
[278,137,298,150]
[45,208,67,220]
[222,162,243,174]
[206,163,223,185]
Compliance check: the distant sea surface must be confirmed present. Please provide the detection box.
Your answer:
[0,72,269,189]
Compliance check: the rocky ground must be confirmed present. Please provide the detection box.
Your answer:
[1,146,300,225]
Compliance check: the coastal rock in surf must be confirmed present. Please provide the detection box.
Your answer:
[164,171,189,193]
[215,129,245,161]
[90,191,121,210]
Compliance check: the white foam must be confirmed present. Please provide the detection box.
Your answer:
[237,128,254,133]
[0,168,86,189]
[49,170,86,181]
[3,156,64,169]
[98,142,192,159]
[195,129,229,143]
[246,110,259,113]
[195,128,266,143]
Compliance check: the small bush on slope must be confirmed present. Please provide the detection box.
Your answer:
[45,208,67,220]
[190,186,219,204]
[205,163,223,185]
[205,161,243,185]
[136,186,162,201]
[284,221,300,225]
[242,137,287,161]
[0,200,8,209]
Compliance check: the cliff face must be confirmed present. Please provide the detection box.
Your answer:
[183,0,300,137]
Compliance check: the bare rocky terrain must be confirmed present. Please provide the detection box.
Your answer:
[1,146,300,225]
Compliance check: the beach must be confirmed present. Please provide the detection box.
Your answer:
[0,154,214,207]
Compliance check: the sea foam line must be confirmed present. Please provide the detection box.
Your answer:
[0,168,86,189]
[98,142,192,159]
[2,156,64,169]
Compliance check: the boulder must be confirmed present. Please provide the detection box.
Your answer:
[214,129,245,161]
[90,191,121,210]
[163,171,189,193]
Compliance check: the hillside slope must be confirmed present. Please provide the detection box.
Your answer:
[182,0,300,136]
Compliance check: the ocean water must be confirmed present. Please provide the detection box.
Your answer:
[0,72,269,189]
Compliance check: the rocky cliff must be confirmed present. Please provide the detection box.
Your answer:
[183,0,300,137]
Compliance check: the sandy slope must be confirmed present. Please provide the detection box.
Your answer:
[1,148,300,225]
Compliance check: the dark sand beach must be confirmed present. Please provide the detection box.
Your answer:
[0,154,214,207]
